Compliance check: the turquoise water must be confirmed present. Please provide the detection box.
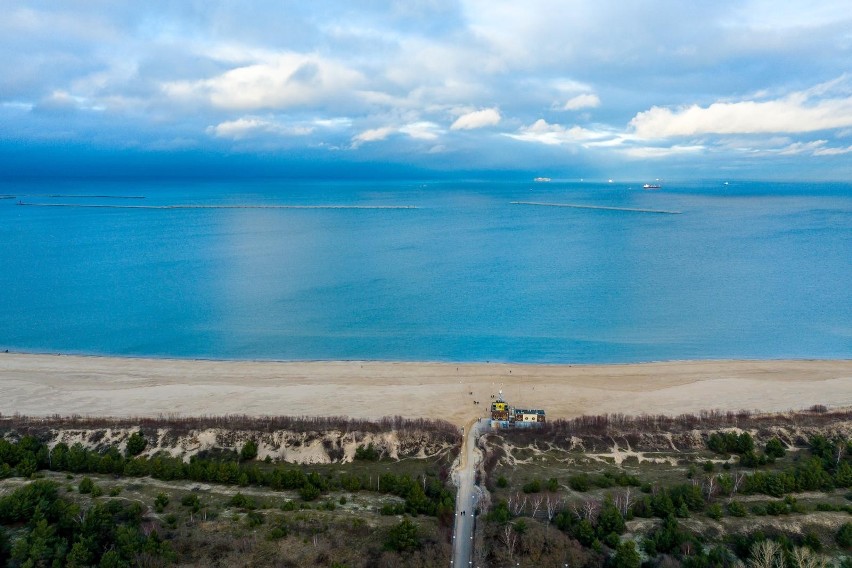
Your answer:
[0,179,850,363]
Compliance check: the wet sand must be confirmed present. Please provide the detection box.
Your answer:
[1,354,850,426]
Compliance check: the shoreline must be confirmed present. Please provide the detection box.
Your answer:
[3,347,849,367]
[1,353,850,426]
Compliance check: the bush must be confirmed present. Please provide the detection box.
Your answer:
[727,501,747,517]
[299,483,321,501]
[385,517,420,552]
[707,503,723,520]
[569,474,591,492]
[522,479,541,493]
[78,477,95,494]
[245,510,264,527]
[496,476,508,488]
[240,440,258,461]
[125,431,147,456]
[154,493,169,513]
[836,522,852,549]
[181,493,200,512]
[355,443,380,461]
[612,540,641,568]
[765,438,786,459]
[268,518,289,539]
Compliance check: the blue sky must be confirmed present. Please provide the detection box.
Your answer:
[2,1,852,180]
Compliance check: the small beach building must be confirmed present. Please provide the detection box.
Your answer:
[490,391,545,429]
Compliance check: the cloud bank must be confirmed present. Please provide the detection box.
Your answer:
[1,2,852,178]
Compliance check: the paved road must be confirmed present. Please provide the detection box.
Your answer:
[452,418,484,567]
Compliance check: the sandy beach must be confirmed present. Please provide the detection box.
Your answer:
[1,354,850,426]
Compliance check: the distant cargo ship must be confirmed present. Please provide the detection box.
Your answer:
[533,177,551,182]
[643,183,661,189]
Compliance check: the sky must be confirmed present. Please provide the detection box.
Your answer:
[2,1,852,180]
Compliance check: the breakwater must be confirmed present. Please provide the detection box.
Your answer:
[17,203,417,210]
[511,201,682,214]
[2,194,146,199]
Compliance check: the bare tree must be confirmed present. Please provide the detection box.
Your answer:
[530,495,543,519]
[732,472,745,495]
[790,546,828,568]
[749,540,784,568]
[545,495,562,523]
[703,475,717,499]
[615,488,634,516]
[502,524,518,563]
[581,498,600,521]
[507,493,527,516]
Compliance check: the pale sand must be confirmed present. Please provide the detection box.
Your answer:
[1,354,851,426]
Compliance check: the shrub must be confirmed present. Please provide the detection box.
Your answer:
[299,483,321,501]
[181,494,200,512]
[496,476,508,488]
[355,443,380,461]
[707,504,723,520]
[78,477,95,494]
[569,474,591,492]
[522,479,541,493]
[267,518,289,540]
[245,510,264,527]
[240,440,258,461]
[385,517,420,552]
[837,523,852,549]
[612,540,641,568]
[154,493,169,513]
[765,438,786,459]
[126,431,147,456]
[727,501,747,517]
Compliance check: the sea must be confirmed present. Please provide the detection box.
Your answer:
[1,178,850,364]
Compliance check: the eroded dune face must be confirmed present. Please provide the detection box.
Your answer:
[0,415,461,465]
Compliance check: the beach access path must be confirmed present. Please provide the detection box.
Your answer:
[1,354,850,426]
[452,417,485,567]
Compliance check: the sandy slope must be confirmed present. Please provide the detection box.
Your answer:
[1,354,850,426]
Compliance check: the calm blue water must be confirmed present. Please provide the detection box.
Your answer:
[0,179,850,363]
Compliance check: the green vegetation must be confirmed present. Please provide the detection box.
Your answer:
[354,442,380,461]
[385,517,420,552]
[125,431,147,456]
[0,417,458,567]
[481,410,852,568]
[0,480,175,566]
[239,439,258,461]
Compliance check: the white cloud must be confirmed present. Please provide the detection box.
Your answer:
[505,119,612,146]
[450,108,501,130]
[814,144,852,156]
[163,53,365,111]
[399,121,441,140]
[774,139,852,156]
[777,140,827,156]
[630,77,852,138]
[563,93,600,111]
[621,144,705,159]
[206,117,314,140]
[352,121,445,147]
[351,126,395,146]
